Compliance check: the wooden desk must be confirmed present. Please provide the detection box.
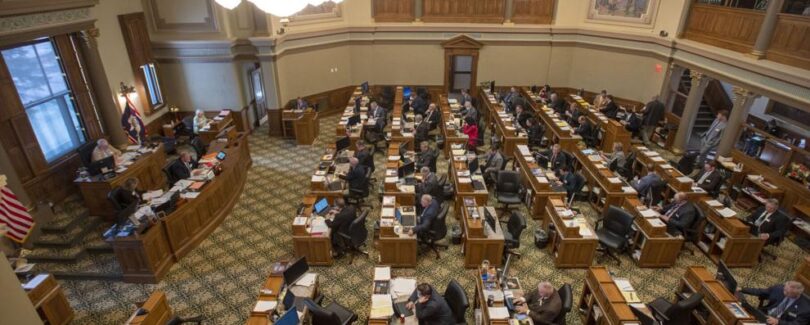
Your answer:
[623,198,684,268]
[308,149,348,200]
[459,200,505,268]
[246,262,319,325]
[389,87,414,150]
[377,196,418,268]
[522,87,582,152]
[578,266,640,324]
[632,145,708,203]
[796,256,810,290]
[281,109,319,145]
[696,199,765,267]
[569,94,631,154]
[479,86,528,157]
[291,195,333,266]
[474,265,530,325]
[439,95,469,157]
[571,148,637,216]
[76,144,166,220]
[546,198,598,268]
[199,112,234,145]
[383,142,417,207]
[447,145,489,216]
[367,267,418,325]
[337,87,367,148]
[110,134,252,283]
[679,266,756,324]
[512,144,566,223]
[24,274,74,325]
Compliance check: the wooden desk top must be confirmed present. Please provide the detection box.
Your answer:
[573,148,635,195]
[475,267,527,324]
[379,196,418,240]
[74,143,165,185]
[513,145,557,192]
[585,266,638,324]
[681,266,755,324]
[623,197,672,238]
[447,147,489,199]
[125,291,172,325]
[547,198,597,240]
[459,202,504,240]
[521,87,581,142]
[698,199,757,237]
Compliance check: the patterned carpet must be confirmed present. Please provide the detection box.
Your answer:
[52,113,806,324]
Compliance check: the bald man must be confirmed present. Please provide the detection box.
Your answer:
[340,157,367,196]
[515,281,563,324]
[654,192,697,236]
[738,281,810,325]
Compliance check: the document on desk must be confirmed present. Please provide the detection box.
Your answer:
[253,300,277,313]
[374,267,391,281]
[718,207,737,218]
[296,272,318,287]
[391,278,417,298]
[706,199,723,207]
[370,294,394,319]
[180,192,200,199]
[381,208,395,218]
[488,307,510,319]
[639,209,659,218]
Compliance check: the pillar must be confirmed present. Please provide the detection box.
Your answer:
[414,0,423,22]
[716,86,757,156]
[78,28,128,146]
[660,63,686,108]
[0,255,42,325]
[672,71,711,154]
[504,0,514,24]
[750,0,784,58]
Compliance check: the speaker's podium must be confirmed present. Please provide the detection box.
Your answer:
[282,108,319,145]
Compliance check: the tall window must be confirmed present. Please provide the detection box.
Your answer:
[1,39,86,162]
[141,63,163,107]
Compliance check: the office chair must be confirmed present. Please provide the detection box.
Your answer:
[303,298,357,325]
[338,210,369,265]
[346,168,372,208]
[189,137,206,160]
[77,141,97,169]
[681,206,705,255]
[163,162,177,187]
[566,173,588,206]
[502,211,527,259]
[476,121,486,153]
[443,279,469,325]
[648,292,704,325]
[608,158,620,173]
[629,305,656,325]
[551,283,573,325]
[495,170,522,216]
[595,206,634,265]
[707,170,726,199]
[107,187,125,213]
[422,202,450,259]
[165,315,204,325]
[671,151,698,176]
[645,180,667,206]
[617,151,636,179]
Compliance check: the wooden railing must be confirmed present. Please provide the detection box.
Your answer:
[684,3,764,53]
[512,0,554,24]
[372,0,414,22]
[767,14,810,70]
[372,0,554,24]
[422,0,505,23]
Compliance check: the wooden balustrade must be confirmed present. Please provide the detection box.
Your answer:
[684,4,764,53]
[511,0,554,24]
[767,14,810,70]
[372,0,414,22]
[372,0,554,25]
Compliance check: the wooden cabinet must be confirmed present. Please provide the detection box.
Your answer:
[291,195,334,266]
[546,198,598,268]
[623,198,685,268]
[696,199,765,267]
[24,274,74,325]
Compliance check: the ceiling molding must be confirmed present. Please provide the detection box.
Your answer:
[0,0,96,17]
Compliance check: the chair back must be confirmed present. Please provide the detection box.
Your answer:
[182,116,194,130]
[431,203,449,241]
[429,151,438,172]
[496,171,520,195]
[608,158,619,172]
[648,180,667,205]
[349,210,369,248]
[686,206,705,242]
[507,211,527,246]
[604,206,634,237]
[107,187,125,212]
[665,292,704,324]
[676,152,698,175]
[189,137,206,159]
[303,299,342,325]
[468,158,479,175]
[477,122,486,146]
[443,279,469,324]
[552,283,573,325]
[630,305,656,325]
[163,162,176,186]
[77,141,97,168]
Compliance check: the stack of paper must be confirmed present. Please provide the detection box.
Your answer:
[374,267,391,281]
[639,209,659,218]
[488,307,510,319]
[391,278,417,297]
[370,294,394,319]
[718,208,736,218]
[383,196,396,206]
[253,300,277,313]
[296,273,318,287]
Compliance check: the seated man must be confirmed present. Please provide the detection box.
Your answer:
[416,141,437,172]
[737,281,810,325]
[91,139,122,163]
[547,93,567,116]
[354,140,374,172]
[623,107,642,138]
[416,167,440,206]
[574,116,595,145]
[369,101,387,132]
[526,117,545,148]
[600,95,619,120]
[694,160,722,194]
[601,142,626,171]
[514,104,533,129]
[747,198,790,245]
[409,194,440,238]
[538,144,569,174]
[514,281,563,324]
[567,103,583,127]
[632,164,662,197]
[593,90,608,110]
[325,197,356,257]
[482,144,504,185]
[653,192,696,236]
[556,167,584,203]
[461,101,479,123]
[168,151,198,183]
[424,103,441,130]
[111,178,141,212]
[340,157,368,197]
[414,115,430,148]
[406,283,455,325]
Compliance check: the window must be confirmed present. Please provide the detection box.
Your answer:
[141,63,163,107]
[2,39,86,162]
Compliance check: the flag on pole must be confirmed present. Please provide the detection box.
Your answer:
[121,95,147,144]
[0,186,35,243]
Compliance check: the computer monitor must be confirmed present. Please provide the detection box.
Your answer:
[489,81,495,94]
[716,260,737,293]
[484,208,496,232]
[216,151,226,161]
[361,81,369,94]
[347,114,360,127]
[398,161,415,178]
[403,87,412,98]
[283,256,309,286]
[531,85,538,93]
[89,156,115,176]
[353,97,362,112]
[336,136,350,152]
[312,197,329,215]
[275,307,299,325]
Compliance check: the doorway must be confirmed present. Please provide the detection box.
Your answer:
[248,66,267,128]
[451,55,473,93]
[442,35,482,97]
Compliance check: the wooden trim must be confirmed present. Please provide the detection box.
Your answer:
[119,12,164,116]
[0,0,96,17]
[145,0,218,33]
[0,19,95,48]
[53,34,103,140]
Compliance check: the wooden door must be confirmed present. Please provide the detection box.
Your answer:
[442,35,482,97]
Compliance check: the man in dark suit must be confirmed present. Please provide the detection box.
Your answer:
[460,89,473,107]
[540,144,569,174]
[416,167,440,204]
[654,192,696,236]
[416,141,437,172]
[503,87,521,111]
[600,95,619,120]
[567,103,584,127]
[737,281,810,325]
[354,140,373,172]
[168,151,198,183]
[694,160,723,195]
[547,93,567,116]
[640,95,665,145]
[747,198,790,245]
[514,105,533,129]
[324,198,356,256]
[515,281,563,324]
[556,167,584,203]
[369,101,386,132]
[424,103,441,130]
[575,116,594,142]
[409,194,441,238]
[526,118,545,148]
[340,157,367,196]
[406,283,455,325]
[414,115,431,148]
[412,93,428,116]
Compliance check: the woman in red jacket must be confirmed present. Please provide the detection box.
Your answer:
[462,116,479,151]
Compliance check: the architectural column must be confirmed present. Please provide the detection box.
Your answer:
[504,0,514,24]
[672,71,711,154]
[660,63,686,108]
[77,28,127,146]
[0,257,41,325]
[414,0,423,22]
[750,0,785,58]
[717,87,758,156]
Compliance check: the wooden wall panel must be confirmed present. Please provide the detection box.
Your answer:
[372,0,414,22]
[767,14,810,70]
[119,12,162,116]
[511,0,554,24]
[684,4,763,53]
[422,0,505,24]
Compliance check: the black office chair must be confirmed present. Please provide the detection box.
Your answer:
[567,173,588,206]
[495,170,522,215]
[629,305,656,325]
[648,292,704,325]
[552,283,573,325]
[644,179,667,206]
[346,168,372,208]
[77,141,97,169]
[760,227,786,261]
[303,298,357,325]
[672,151,698,176]
[165,315,204,325]
[681,206,705,255]
[595,206,634,264]
[617,151,636,179]
[338,210,369,265]
[422,202,450,259]
[502,211,527,259]
[443,279,469,325]
[163,162,176,187]
[107,187,125,213]
[189,136,206,160]
[707,170,726,199]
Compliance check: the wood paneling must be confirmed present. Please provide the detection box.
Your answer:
[511,0,554,24]
[684,4,764,53]
[422,0,505,24]
[372,0,414,22]
[54,34,103,140]
[767,14,810,70]
[119,12,163,116]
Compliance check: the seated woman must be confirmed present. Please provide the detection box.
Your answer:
[192,110,208,134]
[601,142,627,171]
[461,116,479,151]
[91,139,122,163]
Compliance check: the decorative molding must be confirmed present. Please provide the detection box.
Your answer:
[0,7,90,33]
[145,0,219,33]
[289,3,342,24]
[0,0,96,17]
[585,0,660,28]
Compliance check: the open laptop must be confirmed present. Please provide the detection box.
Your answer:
[312,197,330,216]
[283,256,309,286]
[275,306,299,325]
[282,291,307,315]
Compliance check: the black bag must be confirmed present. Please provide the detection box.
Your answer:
[534,229,549,249]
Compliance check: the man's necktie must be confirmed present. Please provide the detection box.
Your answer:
[769,297,791,317]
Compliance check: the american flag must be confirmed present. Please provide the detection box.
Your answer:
[0,186,35,243]
[121,95,147,144]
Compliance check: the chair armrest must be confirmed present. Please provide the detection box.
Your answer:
[338,232,351,240]
[648,298,671,321]
[594,219,604,230]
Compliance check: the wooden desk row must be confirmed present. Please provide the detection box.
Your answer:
[623,197,685,268]
[439,95,471,157]
[512,144,566,222]
[388,87,413,150]
[545,197,599,268]
[478,86,528,157]
[679,266,757,325]
[446,144,489,215]
[695,199,764,267]
[292,194,334,266]
[568,94,631,154]
[378,195,418,268]
[110,134,252,283]
[473,266,531,324]
[367,266,418,325]
[23,274,74,325]
[522,87,582,153]
[337,86,368,148]
[199,111,235,145]
[459,199,505,268]
[245,262,319,325]
[279,108,318,145]
[571,147,637,216]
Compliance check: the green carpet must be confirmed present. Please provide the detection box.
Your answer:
[55,114,806,324]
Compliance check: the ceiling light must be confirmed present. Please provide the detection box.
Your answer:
[214,0,242,10]
[249,0,308,17]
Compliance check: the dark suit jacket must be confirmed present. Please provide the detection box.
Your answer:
[515,111,533,129]
[412,96,428,116]
[601,101,619,119]
[414,200,441,235]
[416,173,439,200]
[408,286,456,325]
[326,205,356,245]
[168,159,198,182]
[660,202,697,236]
[527,124,544,145]
[415,121,430,145]
[568,109,583,127]
[548,98,567,116]
[416,149,437,172]
[370,107,387,130]
[546,151,569,172]
[562,173,584,198]
[634,173,662,196]
[523,288,563,325]
[112,188,140,209]
[747,207,790,245]
[694,169,722,193]
[575,121,593,138]
[424,109,440,130]
[642,100,665,127]
[742,285,810,325]
[342,165,367,192]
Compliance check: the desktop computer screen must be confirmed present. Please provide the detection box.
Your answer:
[275,307,298,325]
[283,256,309,286]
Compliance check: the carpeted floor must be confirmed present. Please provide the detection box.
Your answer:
[54,113,806,324]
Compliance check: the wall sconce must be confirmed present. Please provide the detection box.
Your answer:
[169,105,181,122]
[276,18,290,35]
[659,30,669,37]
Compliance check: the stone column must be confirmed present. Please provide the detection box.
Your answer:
[414,0,423,22]
[504,0,514,24]
[77,28,128,146]
[750,0,784,58]
[672,71,711,154]
[660,63,686,108]
[716,86,757,156]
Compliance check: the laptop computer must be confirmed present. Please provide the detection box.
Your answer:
[282,291,307,314]
[275,306,299,325]
[472,179,486,191]
[396,208,416,227]
[312,197,330,216]
[403,176,417,186]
